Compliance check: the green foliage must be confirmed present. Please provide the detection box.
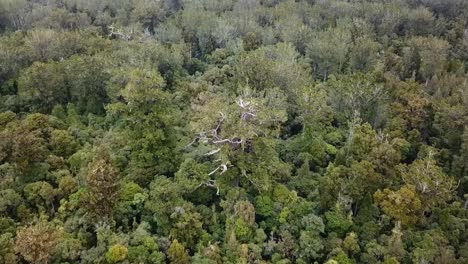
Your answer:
[398,154,457,209]
[49,129,78,157]
[255,195,273,217]
[53,235,84,263]
[307,23,351,79]
[325,208,353,237]
[108,68,180,183]
[168,239,190,264]
[331,251,356,264]
[145,176,184,234]
[18,61,67,112]
[411,230,459,264]
[0,1,467,263]
[374,185,422,226]
[24,181,56,211]
[343,232,360,255]
[170,205,204,249]
[324,74,386,124]
[106,244,128,263]
[234,218,252,242]
[85,146,120,222]
[175,158,210,192]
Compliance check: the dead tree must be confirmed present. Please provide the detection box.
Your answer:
[187,97,261,195]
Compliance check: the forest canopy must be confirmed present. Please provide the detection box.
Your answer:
[0,0,468,263]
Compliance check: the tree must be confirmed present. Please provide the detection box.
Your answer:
[0,32,30,84]
[408,36,450,81]
[233,43,311,104]
[188,85,289,192]
[412,230,460,264]
[169,205,204,250]
[374,185,422,226]
[0,114,52,174]
[62,55,110,114]
[106,244,128,263]
[24,29,59,61]
[131,0,164,32]
[349,36,381,72]
[108,68,180,184]
[14,223,59,264]
[386,78,429,133]
[0,0,28,30]
[232,200,256,242]
[321,123,397,207]
[398,153,457,210]
[343,232,360,256]
[85,146,120,222]
[324,74,387,125]
[168,239,190,264]
[49,129,78,157]
[24,181,56,213]
[18,61,67,112]
[307,25,351,80]
[298,214,325,262]
[295,84,332,132]
[145,176,184,234]
[324,207,353,237]
[0,189,21,216]
[402,7,438,36]
[175,158,210,192]
[275,14,312,54]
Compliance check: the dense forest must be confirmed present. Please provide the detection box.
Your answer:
[0,0,468,263]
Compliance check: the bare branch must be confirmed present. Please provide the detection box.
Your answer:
[196,180,220,195]
[212,112,225,140]
[204,148,221,156]
[212,138,243,145]
[208,166,220,176]
[208,163,229,176]
[220,164,228,174]
[212,139,231,144]
[241,112,256,121]
[184,137,199,149]
[236,98,251,108]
